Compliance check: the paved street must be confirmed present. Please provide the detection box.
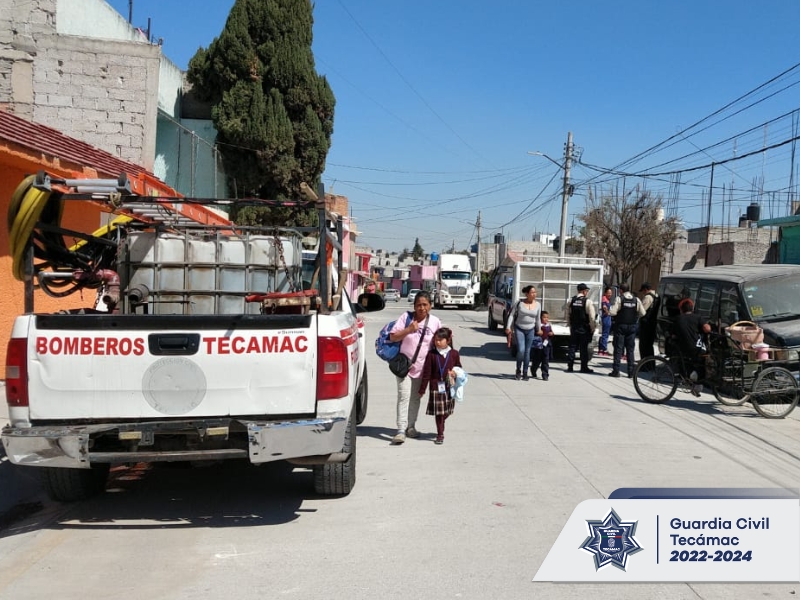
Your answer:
[1,304,800,599]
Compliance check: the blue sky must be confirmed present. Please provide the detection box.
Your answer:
[107,0,800,253]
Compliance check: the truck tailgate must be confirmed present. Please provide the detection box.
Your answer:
[22,314,318,420]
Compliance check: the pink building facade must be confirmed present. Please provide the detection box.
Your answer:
[408,265,438,292]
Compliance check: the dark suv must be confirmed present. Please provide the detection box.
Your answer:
[656,265,800,363]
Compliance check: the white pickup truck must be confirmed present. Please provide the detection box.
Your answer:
[2,174,383,501]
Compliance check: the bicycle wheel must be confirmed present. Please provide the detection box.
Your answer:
[711,356,750,406]
[750,366,799,419]
[713,383,750,406]
[633,356,678,403]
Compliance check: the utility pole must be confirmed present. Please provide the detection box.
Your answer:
[558,131,573,258]
[475,211,482,273]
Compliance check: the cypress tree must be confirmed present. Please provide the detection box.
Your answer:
[187,0,335,225]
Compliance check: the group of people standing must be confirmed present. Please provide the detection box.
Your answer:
[598,282,658,378]
[387,290,462,446]
[503,282,661,380]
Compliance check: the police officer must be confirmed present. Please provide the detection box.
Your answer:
[566,283,597,373]
[609,283,646,378]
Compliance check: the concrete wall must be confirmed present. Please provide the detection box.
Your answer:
[57,0,147,42]
[704,241,773,266]
[687,225,777,245]
[0,0,165,169]
[158,57,183,116]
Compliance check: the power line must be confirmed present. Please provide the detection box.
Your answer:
[334,0,493,167]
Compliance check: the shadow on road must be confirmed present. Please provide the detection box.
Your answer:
[609,392,762,418]
[0,457,357,539]
[357,425,399,442]
[459,341,509,361]
[463,372,519,380]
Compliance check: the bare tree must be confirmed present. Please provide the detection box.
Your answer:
[580,184,679,284]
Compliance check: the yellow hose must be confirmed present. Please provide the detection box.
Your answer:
[9,183,54,280]
[7,174,35,233]
[68,215,134,251]
[8,174,143,283]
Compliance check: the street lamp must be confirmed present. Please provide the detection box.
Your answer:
[528,131,574,258]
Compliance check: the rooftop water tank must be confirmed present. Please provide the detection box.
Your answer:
[494,234,505,244]
[430,252,439,263]
[746,203,761,222]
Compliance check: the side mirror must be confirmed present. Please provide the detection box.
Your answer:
[355,292,385,313]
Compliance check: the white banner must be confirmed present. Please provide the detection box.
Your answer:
[534,494,799,582]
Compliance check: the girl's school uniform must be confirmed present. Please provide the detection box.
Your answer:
[419,347,463,442]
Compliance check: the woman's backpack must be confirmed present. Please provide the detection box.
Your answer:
[375,312,413,361]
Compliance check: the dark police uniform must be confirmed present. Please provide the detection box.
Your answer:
[610,293,642,377]
[567,293,593,373]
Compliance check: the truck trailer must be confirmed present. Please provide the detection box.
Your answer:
[487,255,605,356]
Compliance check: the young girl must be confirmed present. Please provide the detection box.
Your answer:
[418,327,462,445]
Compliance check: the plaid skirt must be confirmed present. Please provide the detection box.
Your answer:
[426,392,455,416]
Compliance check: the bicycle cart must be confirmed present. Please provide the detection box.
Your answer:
[632,321,799,419]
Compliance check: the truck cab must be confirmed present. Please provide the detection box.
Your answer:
[433,253,478,309]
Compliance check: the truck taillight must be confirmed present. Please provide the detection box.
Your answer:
[317,337,349,401]
[5,338,29,407]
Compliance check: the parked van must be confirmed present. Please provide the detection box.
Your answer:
[656,265,800,363]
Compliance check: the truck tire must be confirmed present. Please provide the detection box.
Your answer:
[313,415,356,496]
[40,465,109,502]
[355,364,369,425]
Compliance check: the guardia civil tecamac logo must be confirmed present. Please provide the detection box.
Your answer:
[579,508,643,571]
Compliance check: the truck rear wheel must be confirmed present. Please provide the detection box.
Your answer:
[313,415,356,496]
[40,465,109,502]
[355,365,369,425]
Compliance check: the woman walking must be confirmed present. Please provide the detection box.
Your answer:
[388,290,441,444]
[505,285,542,380]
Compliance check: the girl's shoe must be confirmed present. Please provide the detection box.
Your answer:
[434,436,444,445]
[515,370,521,380]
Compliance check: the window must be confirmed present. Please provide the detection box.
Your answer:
[742,274,800,320]
[661,281,695,317]
[718,284,742,327]
[695,282,718,321]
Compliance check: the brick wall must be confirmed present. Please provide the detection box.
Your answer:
[326,193,349,216]
[0,0,160,169]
